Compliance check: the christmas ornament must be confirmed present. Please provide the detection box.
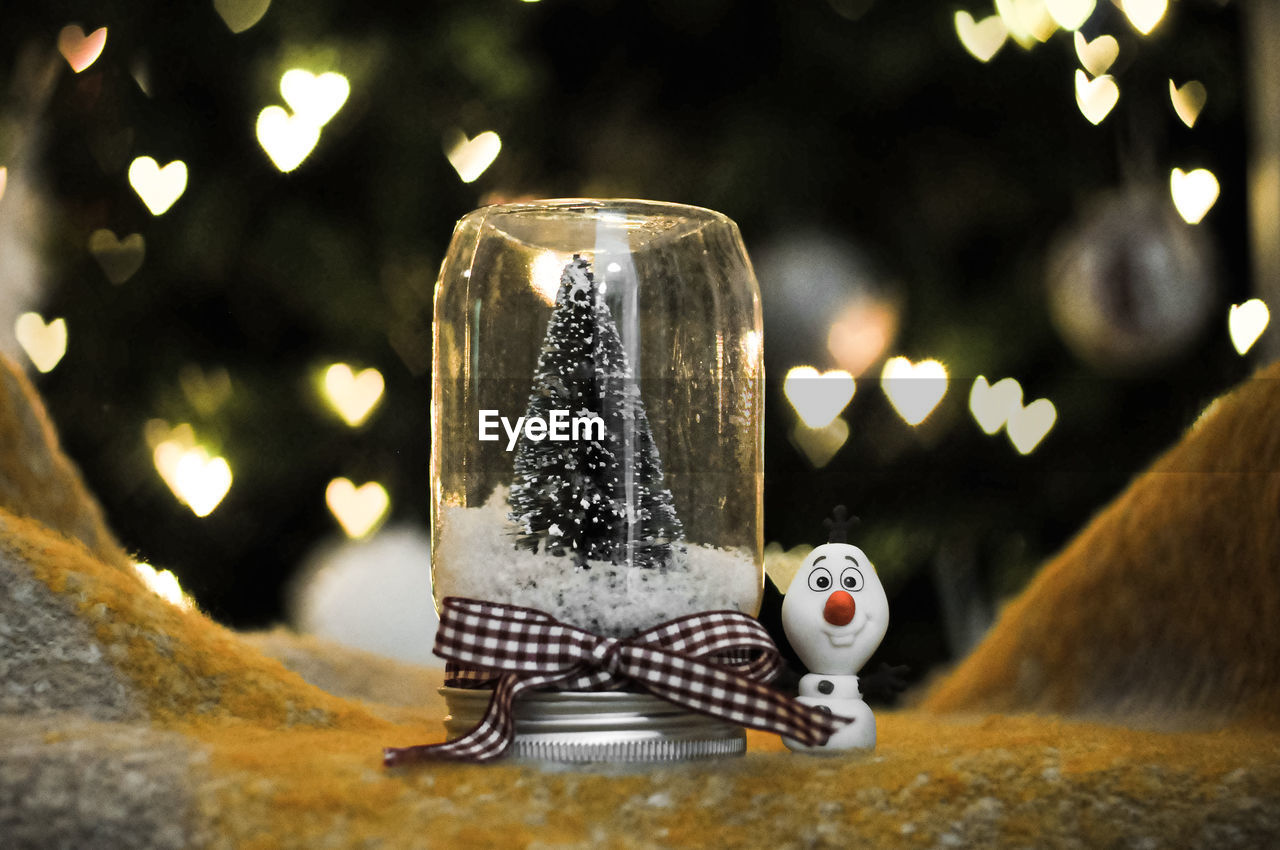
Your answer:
[780,507,890,754]
[1046,188,1216,372]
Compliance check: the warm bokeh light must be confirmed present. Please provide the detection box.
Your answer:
[970,375,1055,452]
[57,25,106,73]
[1075,69,1119,125]
[153,435,233,518]
[132,561,194,610]
[87,229,145,284]
[146,420,196,454]
[180,364,232,415]
[128,156,187,215]
[280,69,350,127]
[968,376,1024,436]
[1006,397,1057,454]
[1170,167,1219,224]
[14,313,67,373]
[0,166,7,203]
[1120,0,1167,35]
[826,300,897,377]
[322,363,385,427]
[790,419,850,469]
[880,356,947,426]
[445,129,501,182]
[1169,79,1207,128]
[256,105,320,172]
[1229,299,1270,355]
[530,251,569,304]
[996,0,1057,47]
[1074,31,1118,76]
[326,478,390,539]
[1045,0,1094,31]
[954,11,1008,63]
[783,365,856,429]
[214,0,272,34]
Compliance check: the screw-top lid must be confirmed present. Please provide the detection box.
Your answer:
[441,686,747,763]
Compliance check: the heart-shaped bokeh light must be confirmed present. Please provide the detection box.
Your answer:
[153,433,232,518]
[881,356,948,426]
[88,229,145,284]
[180,364,233,416]
[996,0,1058,46]
[280,69,349,127]
[783,366,856,429]
[214,0,272,34]
[790,419,850,469]
[57,25,107,73]
[1006,397,1057,454]
[1170,167,1219,225]
[445,130,502,183]
[954,11,1008,63]
[1121,0,1167,35]
[1228,299,1270,356]
[15,313,67,373]
[256,106,320,172]
[969,376,1024,435]
[326,478,390,539]
[1169,79,1207,128]
[1044,0,1094,31]
[1075,69,1119,125]
[1073,31,1118,76]
[323,363,385,427]
[129,156,187,215]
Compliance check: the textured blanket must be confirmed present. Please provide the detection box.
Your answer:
[2,355,1278,848]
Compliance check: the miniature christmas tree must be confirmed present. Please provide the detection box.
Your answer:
[508,255,683,569]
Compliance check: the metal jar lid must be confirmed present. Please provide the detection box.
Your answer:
[441,686,747,763]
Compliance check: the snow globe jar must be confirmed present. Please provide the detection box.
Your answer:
[431,200,764,760]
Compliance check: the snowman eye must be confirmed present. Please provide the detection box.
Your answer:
[807,568,833,592]
[840,567,864,591]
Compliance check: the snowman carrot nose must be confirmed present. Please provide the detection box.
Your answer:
[823,590,856,626]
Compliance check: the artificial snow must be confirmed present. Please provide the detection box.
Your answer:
[435,486,760,637]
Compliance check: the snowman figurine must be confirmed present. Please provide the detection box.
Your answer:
[781,506,889,754]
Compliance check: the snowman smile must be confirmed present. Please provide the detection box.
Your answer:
[821,618,868,647]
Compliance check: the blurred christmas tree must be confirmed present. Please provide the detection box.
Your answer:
[0,0,1257,682]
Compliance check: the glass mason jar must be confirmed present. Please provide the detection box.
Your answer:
[431,199,763,639]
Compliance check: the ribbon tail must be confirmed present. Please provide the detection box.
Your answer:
[627,652,850,747]
[384,672,523,766]
[383,669,578,767]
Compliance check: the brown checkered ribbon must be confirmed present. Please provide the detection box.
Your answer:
[382,596,847,766]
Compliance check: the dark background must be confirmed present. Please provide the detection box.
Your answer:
[0,0,1256,684]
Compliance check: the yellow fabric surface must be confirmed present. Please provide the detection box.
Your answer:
[3,354,1280,847]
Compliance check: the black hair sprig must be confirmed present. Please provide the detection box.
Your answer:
[823,505,861,544]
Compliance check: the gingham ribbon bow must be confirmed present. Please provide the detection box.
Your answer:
[382,596,846,765]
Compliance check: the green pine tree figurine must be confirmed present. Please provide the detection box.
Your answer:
[508,255,683,569]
